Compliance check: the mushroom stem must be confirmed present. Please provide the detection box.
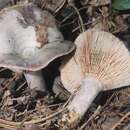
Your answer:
[66,76,102,123]
[24,70,46,92]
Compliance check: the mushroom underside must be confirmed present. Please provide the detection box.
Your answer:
[60,29,130,125]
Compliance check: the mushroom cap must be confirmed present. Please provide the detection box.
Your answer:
[0,3,75,71]
[60,29,130,93]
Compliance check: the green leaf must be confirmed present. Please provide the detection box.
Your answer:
[112,0,130,10]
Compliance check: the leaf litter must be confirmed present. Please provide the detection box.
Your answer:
[0,0,130,130]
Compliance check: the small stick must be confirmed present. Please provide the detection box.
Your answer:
[0,123,18,130]
[39,120,50,127]
[62,89,79,108]
[54,0,66,14]
[60,6,87,24]
[79,105,101,130]
[48,103,63,108]
[110,111,130,130]
[70,4,85,32]
[4,73,18,88]
[0,108,67,128]
[24,108,67,125]
[16,81,27,91]
[0,68,7,72]
[0,119,20,127]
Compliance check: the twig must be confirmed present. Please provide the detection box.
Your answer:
[0,123,18,130]
[0,68,7,72]
[70,4,85,32]
[24,108,67,125]
[39,120,50,127]
[16,81,27,91]
[0,108,67,129]
[110,111,130,130]
[4,73,18,89]
[54,0,66,14]
[61,6,87,24]
[72,22,92,32]
[0,119,20,127]
[48,103,63,108]
[62,90,78,108]
[79,105,102,130]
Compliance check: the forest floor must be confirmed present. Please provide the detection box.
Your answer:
[0,0,130,130]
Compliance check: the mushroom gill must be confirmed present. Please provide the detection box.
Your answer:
[60,29,130,124]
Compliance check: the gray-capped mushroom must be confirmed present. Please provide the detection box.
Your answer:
[0,3,75,94]
[59,29,130,124]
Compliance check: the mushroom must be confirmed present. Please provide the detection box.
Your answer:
[0,3,75,94]
[59,29,130,124]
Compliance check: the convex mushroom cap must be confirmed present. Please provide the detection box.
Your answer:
[0,3,75,92]
[60,29,130,124]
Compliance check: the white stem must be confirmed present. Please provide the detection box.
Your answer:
[67,76,103,119]
[24,70,46,92]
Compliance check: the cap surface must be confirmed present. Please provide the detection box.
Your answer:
[0,4,75,71]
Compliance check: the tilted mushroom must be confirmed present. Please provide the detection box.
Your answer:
[59,29,130,124]
[0,3,75,94]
